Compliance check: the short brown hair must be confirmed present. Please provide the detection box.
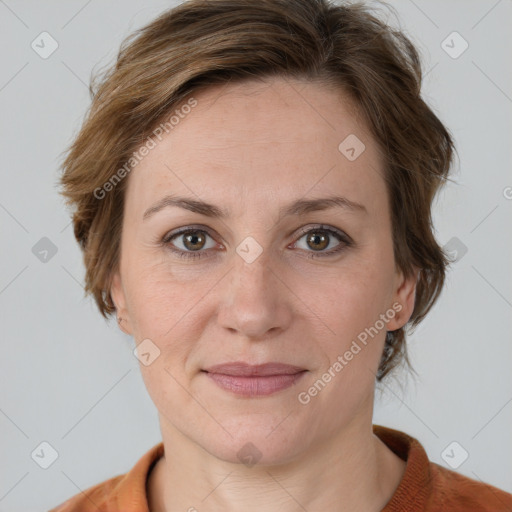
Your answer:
[59,0,455,380]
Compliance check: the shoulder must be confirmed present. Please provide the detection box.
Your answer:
[48,475,124,512]
[428,462,512,512]
[48,442,165,512]
[374,425,512,512]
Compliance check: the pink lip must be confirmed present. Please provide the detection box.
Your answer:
[203,362,305,376]
[202,362,307,397]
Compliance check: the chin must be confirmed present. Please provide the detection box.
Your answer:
[209,435,306,468]
[193,415,316,467]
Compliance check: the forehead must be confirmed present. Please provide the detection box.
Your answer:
[125,77,386,218]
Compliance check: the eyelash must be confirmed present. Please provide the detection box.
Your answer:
[161,224,353,261]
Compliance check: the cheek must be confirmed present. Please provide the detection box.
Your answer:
[302,257,396,389]
[122,255,185,336]
[311,252,395,333]
[298,266,394,407]
[122,255,224,358]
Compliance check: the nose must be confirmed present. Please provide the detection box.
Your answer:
[216,247,293,340]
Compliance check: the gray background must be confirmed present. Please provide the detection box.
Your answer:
[1,0,511,510]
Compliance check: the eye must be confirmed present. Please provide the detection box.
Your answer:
[162,224,352,260]
[163,227,218,259]
[292,225,352,258]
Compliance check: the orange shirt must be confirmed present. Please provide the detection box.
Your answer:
[48,425,512,511]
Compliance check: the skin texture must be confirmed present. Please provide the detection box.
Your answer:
[111,77,418,512]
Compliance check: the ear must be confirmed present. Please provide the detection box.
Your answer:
[386,266,419,331]
[110,271,133,336]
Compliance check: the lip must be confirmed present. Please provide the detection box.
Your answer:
[203,362,306,376]
[202,362,307,397]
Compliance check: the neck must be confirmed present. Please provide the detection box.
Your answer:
[148,416,406,512]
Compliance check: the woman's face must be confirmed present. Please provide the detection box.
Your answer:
[111,77,417,465]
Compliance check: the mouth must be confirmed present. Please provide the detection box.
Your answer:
[201,362,307,397]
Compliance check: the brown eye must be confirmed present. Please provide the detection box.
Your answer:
[293,226,352,259]
[181,230,207,251]
[306,231,329,251]
[164,227,217,259]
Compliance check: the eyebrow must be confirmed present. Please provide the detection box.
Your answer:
[142,194,367,221]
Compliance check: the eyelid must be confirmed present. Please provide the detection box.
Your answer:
[292,224,351,244]
[162,224,219,244]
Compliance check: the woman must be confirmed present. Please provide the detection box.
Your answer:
[49,0,512,510]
